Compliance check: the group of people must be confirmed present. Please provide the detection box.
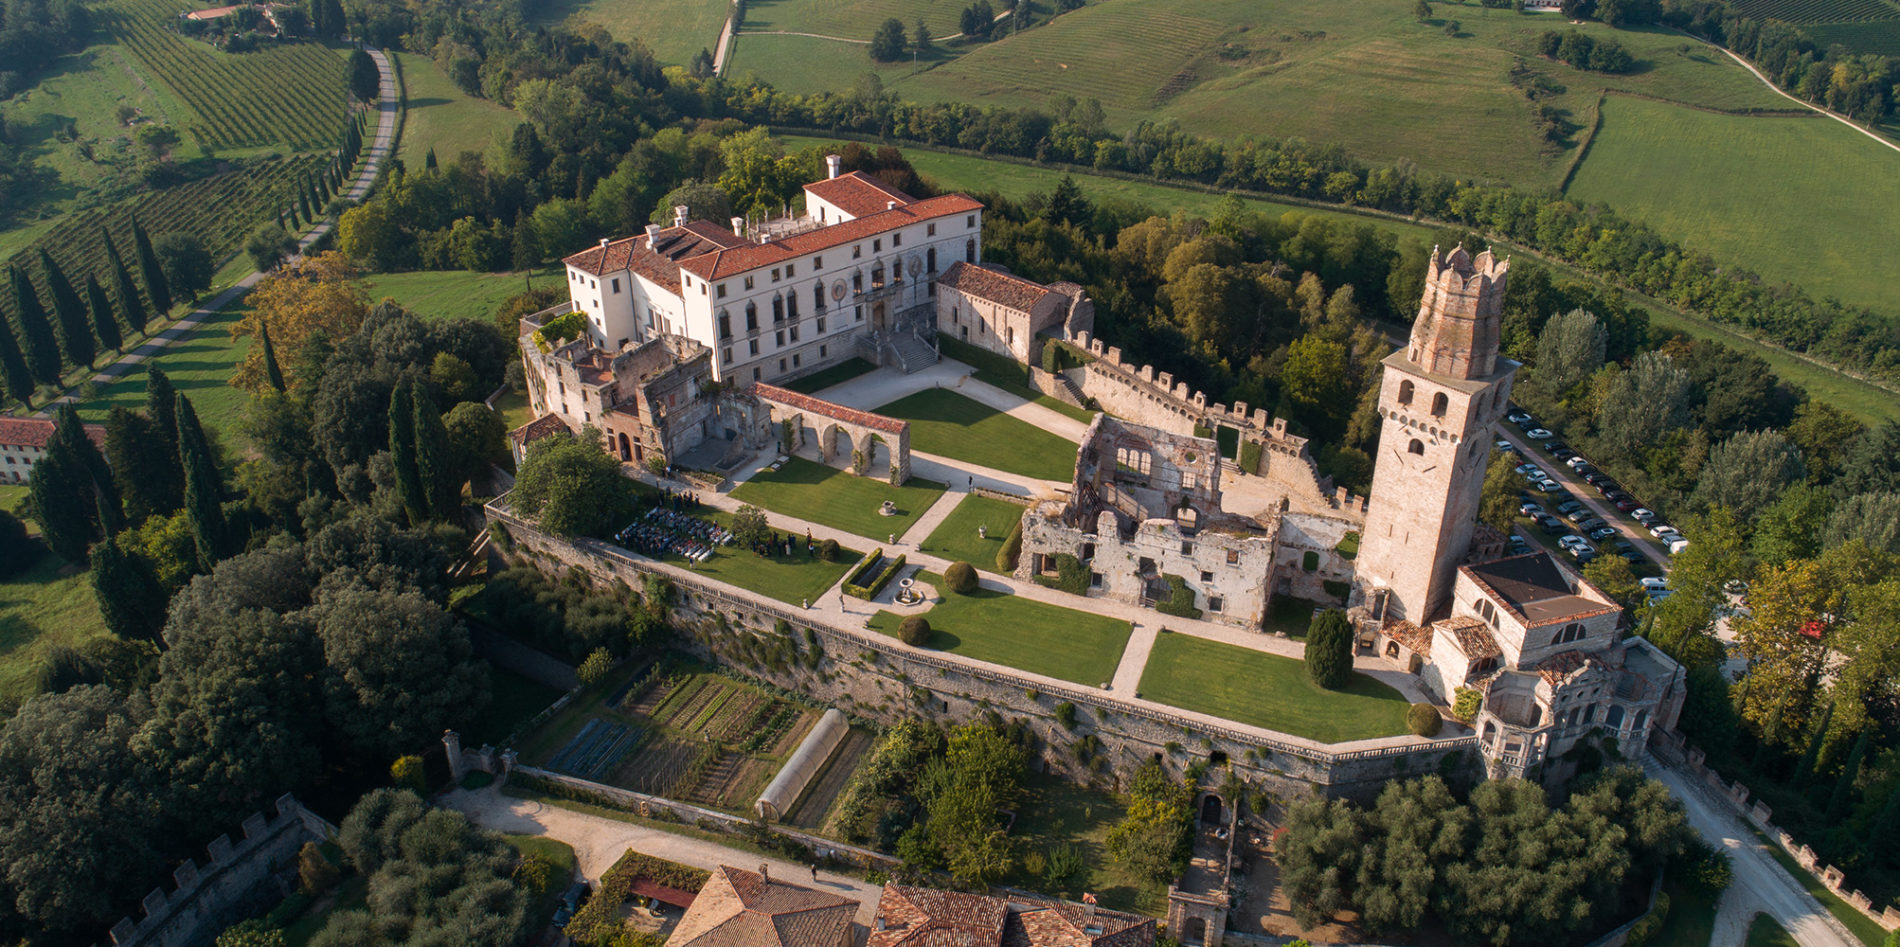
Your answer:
[615,506,729,562]
[750,528,819,560]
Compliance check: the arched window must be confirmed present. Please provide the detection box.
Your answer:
[1634,709,1648,730]
[717,310,731,340]
[871,265,885,288]
[1398,380,1414,405]
[772,295,784,322]
[892,258,903,281]
[853,271,864,293]
[787,292,799,319]
[966,238,976,263]
[813,282,826,311]
[744,302,758,331]
[1407,438,1424,455]
[1431,391,1448,417]
[1548,622,1586,646]
[1605,705,1625,728]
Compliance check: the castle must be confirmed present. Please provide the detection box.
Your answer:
[518,163,1684,781]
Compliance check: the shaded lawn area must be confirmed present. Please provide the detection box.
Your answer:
[282,874,366,947]
[873,389,1077,481]
[783,357,877,395]
[1264,596,1331,641]
[70,299,255,439]
[667,507,862,605]
[731,456,946,542]
[1137,632,1408,743]
[1745,913,1797,947]
[358,268,554,324]
[1650,876,1718,947]
[0,550,111,709]
[918,493,1029,573]
[869,571,1130,686]
[1004,771,1167,916]
[937,336,1097,424]
[455,665,564,748]
[505,834,579,922]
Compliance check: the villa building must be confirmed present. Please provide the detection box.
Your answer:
[0,416,107,485]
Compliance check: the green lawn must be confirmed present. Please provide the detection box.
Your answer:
[726,32,946,97]
[0,550,112,709]
[1569,95,1900,314]
[934,335,1097,424]
[359,269,552,324]
[1745,913,1797,947]
[731,456,947,542]
[783,357,878,395]
[493,388,536,432]
[668,508,863,605]
[872,389,1077,481]
[527,0,730,65]
[393,50,521,166]
[68,298,255,438]
[282,875,366,947]
[868,571,1131,685]
[1650,876,1718,947]
[1137,632,1409,743]
[505,834,580,921]
[456,665,565,748]
[740,0,966,42]
[1263,596,1330,641]
[917,493,1027,573]
[1004,771,1169,915]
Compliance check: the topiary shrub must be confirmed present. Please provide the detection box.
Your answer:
[819,538,840,562]
[1452,687,1483,723]
[997,522,1023,572]
[944,561,978,594]
[1304,608,1352,689]
[1407,703,1443,737]
[898,616,932,646]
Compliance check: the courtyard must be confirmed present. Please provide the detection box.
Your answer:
[1137,632,1410,743]
[867,571,1132,686]
[917,493,1029,573]
[872,388,1079,481]
[666,508,863,606]
[729,456,947,542]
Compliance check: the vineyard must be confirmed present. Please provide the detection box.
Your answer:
[1805,18,1900,54]
[0,153,329,320]
[533,663,829,814]
[99,0,349,151]
[1731,0,1900,22]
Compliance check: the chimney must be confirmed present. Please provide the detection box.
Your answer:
[731,216,746,236]
[825,153,842,179]
[886,201,897,211]
[673,204,689,227]
[644,224,661,249]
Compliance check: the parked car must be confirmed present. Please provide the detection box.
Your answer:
[1536,479,1561,493]
[1537,514,1566,533]
[1557,500,1585,513]
[1552,448,1578,461]
[1526,428,1554,440]
[1544,441,1568,453]
[1613,498,1640,512]
[1520,502,1545,516]
[1632,508,1658,523]
[1566,456,1590,470]
[1582,471,1608,485]
[1519,467,1549,482]
[1723,579,1749,595]
[1507,409,1532,425]
[1647,588,1674,604]
[1588,526,1618,541]
[1641,577,1668,591]
[1559,534,1590,549]
[554,881,592,930]
[1578,517,1607,531]
[1566,508,1594,523]
[1648,522,1676,538]
[1595,481,1622,496]
[1667,537,1691,555]
[1496,439,1515,452]
[1622,550,1648,566]
[1570,547,1597,564]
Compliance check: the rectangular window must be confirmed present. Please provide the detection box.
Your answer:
[1209,596,1224,613]
[855,305,863,322]
[1226,549,1239,565]
[790,326,799,342]
[967,214,975,227]
[744,276,755,290]
[722,347,732,363]
[853,245,861,259]
[749,340,759,356]
[1091,572,1104,588]
[813,255,823,269]
[753,368,761,381]
[611,278,620,293]
[873,239,881,252]
[717,283,727,298]
[1200,571,1213,583]
[816,317,825,332]
[779,358,787,372]
[1181,542,1193,555]
[820,344,827,357]
[927,223,936,236]
[776,330,785,346]
[793,354,801,367]
[771,268,780,282]
[893,233,902,246]
[786,264,795,277]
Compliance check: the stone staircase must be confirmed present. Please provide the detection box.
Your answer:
[1054,372,1086,406]
[891,333,938,373]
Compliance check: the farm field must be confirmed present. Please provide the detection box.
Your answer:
[359,268,553,324]
[872,389,1077,481]
[1137,631,1410,743]
[917,493,1027,573]
[726,34,944,97]
[741,0,968,42]
[1568,95,1900,313]
[524,662,830,813]
[1804,18,1900,55]
[731,456,947,542]
[392,51,521,167]
[526,0,730,65]
[1732,0,1897,22]
[0,550,113,712]
[867,571,1132,685]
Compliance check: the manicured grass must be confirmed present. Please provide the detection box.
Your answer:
[457,665,565,748]
[917,493,1027,573]
[935,335,1097,424]
[0,550,111,709]
[872,388,1077,481]
[1263,596,1331,641]
[0,484,26,518]
[731,456,947,542]
[783,357,878,394]
[1650,877,1718,947]
[669,508,863,605]
[393,50,521,166]
[1745,913,1797,947]
[726,32,946,97]
[69,299,255,439]
[1746,826,1889,947]
[1137,631,1409,743]
[1570,95,1900,314]
[359,268,553,324]
[493,388,536,432]
[1004,771,1168,915]
[505,834,580,921]
[868,571,1131,685]
[527,0,730,65]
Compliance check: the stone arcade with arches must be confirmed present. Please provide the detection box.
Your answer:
[747,383,913,484]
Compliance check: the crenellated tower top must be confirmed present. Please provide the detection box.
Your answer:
[1407,245,1508,380]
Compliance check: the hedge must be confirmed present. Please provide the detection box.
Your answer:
[1036,553,1089,596]
[1154,574,1201,620]
[566,849,712,944]
[997,522,1023,572]
[843,548,906,599]
[1239,439,1262,474]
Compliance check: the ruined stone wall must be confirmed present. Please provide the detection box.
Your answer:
[1271,512,1359,605]
[489,504,1480,801]
[1016,508,1278,630]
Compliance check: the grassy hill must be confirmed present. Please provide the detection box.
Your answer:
[393,51,521,167]
[526,0,730,65]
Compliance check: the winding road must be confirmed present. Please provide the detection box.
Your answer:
[1689,34,1900,157]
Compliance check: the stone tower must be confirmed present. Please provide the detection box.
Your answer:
[1356,246,1517,621]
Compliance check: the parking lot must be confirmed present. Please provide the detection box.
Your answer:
[1495,408,1677,588]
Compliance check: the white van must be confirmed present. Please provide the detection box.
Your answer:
[1667,538,1690,556]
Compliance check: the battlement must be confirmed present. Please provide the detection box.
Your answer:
[1409,245,1509,381]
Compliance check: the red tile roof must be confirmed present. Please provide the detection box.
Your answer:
[868,884,1153,947]
[508,413,572,446]
[1382,617,1433,655]
[665,866,857,947]
[1438,616,1501,659]
[752,384,907,436]
[937,262,1057,313]
[563,221,751,287]
[0,417,105,452]
[679,194,984,282]
[804,171,916,219]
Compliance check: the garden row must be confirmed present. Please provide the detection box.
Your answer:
[102,0,350,150]
[1733,0,1899,22]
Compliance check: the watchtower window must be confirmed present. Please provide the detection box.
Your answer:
[1548,622,1586,646]
[966,238,976,263]
[1398,380,1414,405]
[1431,392,1449,416]
[1407,438,1425,455]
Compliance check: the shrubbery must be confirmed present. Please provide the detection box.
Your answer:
[1154,574,1201,619]
[944,560,977,593]
[997,522,1023,572]
[898,616,932,646]
[1305,608,1353,689]
[1406,703,1442,737]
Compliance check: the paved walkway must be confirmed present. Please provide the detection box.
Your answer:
[1648,760,1859,947]
[815,357,1095,444]
[39,48,399,413]
[443,785,887,926]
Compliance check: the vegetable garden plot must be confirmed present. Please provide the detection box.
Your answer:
[547,719,646,782]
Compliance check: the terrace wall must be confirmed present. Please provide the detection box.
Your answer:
[488,505,1479,802]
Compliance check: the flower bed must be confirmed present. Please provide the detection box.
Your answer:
[843,549,906,600]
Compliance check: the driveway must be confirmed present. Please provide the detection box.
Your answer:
[1496,422,1671,571]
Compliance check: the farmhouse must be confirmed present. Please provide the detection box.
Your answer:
[0,416,106,485]
[665,865,858,947]
[869,883,1154,946]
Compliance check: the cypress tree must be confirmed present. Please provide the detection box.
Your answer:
[297,189,312,224]
[260,322,286,392]
[1792,702,1833,789]
[130,217,173,315]
[146,367,184,513]
[90,537,165,645]
[29,443,93,563]
[1752,702,1783,773]
[37,250,95,369]
[1873,787,1900,865]
[388,379,427,524]
[413,383,454,518]
[425,147,438,171]
[0,314,30,406]
[175,392,227,567]
[1824,730,1870,823]
[102,230,148,332]
[84,274,123,354]
[10,264,62,385]
[105,406,166,522]
[53,405,119,530]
